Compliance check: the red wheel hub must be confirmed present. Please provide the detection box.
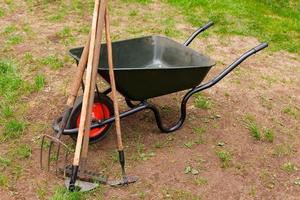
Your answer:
[76,103,110,138]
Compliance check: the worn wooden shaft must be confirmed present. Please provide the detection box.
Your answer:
[105,9,124,151]
[66,34,91,107]
[81,0,108,167]
[73,0,100,166]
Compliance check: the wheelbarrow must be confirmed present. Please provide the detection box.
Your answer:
[53,22,268,143]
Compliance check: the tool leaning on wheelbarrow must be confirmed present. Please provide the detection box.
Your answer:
[53,24,268,137]
[46,17,268,190]
[41,0,138,191]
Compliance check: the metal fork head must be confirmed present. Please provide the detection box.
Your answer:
[40,134,72,173]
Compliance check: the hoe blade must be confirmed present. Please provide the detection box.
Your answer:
[107,176,139,187]
[65,178,98,192]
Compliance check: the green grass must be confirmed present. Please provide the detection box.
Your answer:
[243,114,261,140]
[50,187,84,200]
[194,177,208,186]
[166,0,300,53]
[41,55,64,70]
[194,94,212,109]
[0,174,8,187]
[34,74,45,91]
[0,156,11,168]
[0,8,5,17]
[15,144,32,159]
[162,187,202,200]
[264,128,274,143]
[282,162,298,173]
[3,119,26,140]
[217,150,232,168]
[283,106,300,118]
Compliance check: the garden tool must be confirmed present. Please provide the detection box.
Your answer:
[104,9,139,186]
[68,0,107,192]
[40,30,91,172]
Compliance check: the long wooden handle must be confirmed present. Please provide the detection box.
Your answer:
[81,0,108,165]
[73,0,100,166]
[66,34,91,107]
[105,9,123,151]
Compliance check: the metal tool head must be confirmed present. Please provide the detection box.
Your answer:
[107,176,139,187]
[40,134,72,173]
[65,178,98,192]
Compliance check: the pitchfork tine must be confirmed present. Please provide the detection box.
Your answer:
[55,143,61,175]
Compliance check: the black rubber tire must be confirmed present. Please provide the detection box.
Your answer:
[66,93,114,144]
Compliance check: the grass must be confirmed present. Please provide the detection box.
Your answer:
[3,119,26,140]
[194,177,208,186]
[15,144,31,159]
[50,187,84,200]
[162,188,202,200]
[282,162,298,173]
[194,94,212,109]
[283,106,300,118]
[34,74,45,91]
[41,55,64,70]
[217,150,232,168]
[166,0,300,53]
[273,144,295,157]
[264,128,274,143]
[243,114,261,140]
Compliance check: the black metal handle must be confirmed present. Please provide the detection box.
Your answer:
[184,21,214,46]
[253,42,268,53]
[189,42,268,95]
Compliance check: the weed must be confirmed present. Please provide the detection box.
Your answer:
[6,35,23,45]
[217,150,232,168]
[243,114,261,140]
[264,128,274,143]
[34,74,45,91]
[162,187,201,200]
[37,184,47,200]
[260,169,276,189]
[129,10,138,17]
[15,144,32,159]
[2,25,17,35]
[0,156,11,168]
[41,55,63,70]
[194,177,208,186]
[50,186,84,200]
[0,8,5,17]
[260,96,272,110]
[194,94,212,109]
[283,106,299,118]
[247,122,261,140]
[23,52,34,63]
[3,119,26,140]
[0,174,8,187]
[273,144,295,157]
[282,162,298,173]
[184,141,195,149]
[1,105,13,118]
[57,26,75,45]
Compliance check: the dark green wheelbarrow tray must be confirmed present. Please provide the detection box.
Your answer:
[53,22,268,143]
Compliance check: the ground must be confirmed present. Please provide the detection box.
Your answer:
[0,0,299,200]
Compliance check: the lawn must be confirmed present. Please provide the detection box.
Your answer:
[0,0,299,199]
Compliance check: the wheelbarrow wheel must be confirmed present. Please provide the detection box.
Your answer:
[67,92,114,144]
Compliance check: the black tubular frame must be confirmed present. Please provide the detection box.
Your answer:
[54,21,268,135]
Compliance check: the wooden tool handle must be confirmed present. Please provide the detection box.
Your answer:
[66,34,91,107]
[81,0,109,166]
[105,9,124,151]
[73,0,100,166]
